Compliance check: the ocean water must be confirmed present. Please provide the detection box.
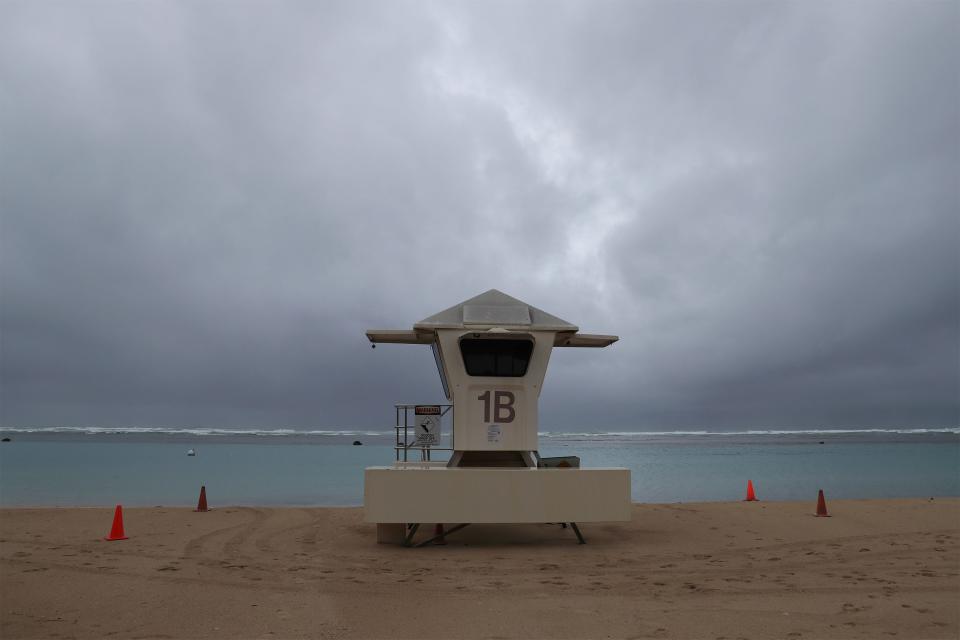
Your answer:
[0,428,957,507]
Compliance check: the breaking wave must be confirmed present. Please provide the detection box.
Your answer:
[1,426,955,439]
[538,428,960,438]
[0,426,388,437]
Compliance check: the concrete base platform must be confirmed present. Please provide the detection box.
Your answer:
[364,466,631,523]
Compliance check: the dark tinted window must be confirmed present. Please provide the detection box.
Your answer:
[460,339,533,377]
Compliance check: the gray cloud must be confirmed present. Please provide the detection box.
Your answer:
[1,0,957,430]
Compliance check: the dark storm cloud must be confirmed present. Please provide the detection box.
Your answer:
[1,1,957,429]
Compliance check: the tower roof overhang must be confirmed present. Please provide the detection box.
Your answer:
[365,289,618,348]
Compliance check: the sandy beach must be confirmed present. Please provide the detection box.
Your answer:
[1,498,957,639]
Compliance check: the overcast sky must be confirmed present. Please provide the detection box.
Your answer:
[1,0,957,431]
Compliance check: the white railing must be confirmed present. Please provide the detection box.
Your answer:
[393,404,454,463]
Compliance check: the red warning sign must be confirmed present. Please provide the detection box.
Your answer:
[414,405,441,415]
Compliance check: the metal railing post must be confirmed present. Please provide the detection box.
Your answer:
[392,403,454,464]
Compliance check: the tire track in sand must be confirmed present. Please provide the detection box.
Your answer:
[181,507,267,569]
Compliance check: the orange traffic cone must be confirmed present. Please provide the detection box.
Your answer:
[195,486,209,512]
[745,480,758,502]
[105,505,128,541]
[815,489,830,517]
[433,523,446,545]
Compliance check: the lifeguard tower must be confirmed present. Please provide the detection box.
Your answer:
[365,289,631,545]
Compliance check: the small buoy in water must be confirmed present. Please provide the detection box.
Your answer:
[818,441,825,445]
[187,448,197,456]
[1,437,10,442]
[353,440,362,446]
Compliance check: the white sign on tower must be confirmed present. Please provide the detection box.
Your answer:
[414,405,442,446]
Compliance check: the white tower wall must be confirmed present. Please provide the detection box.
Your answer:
[436,329,553,452]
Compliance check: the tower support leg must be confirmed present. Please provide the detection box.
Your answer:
[569,522,586,544]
